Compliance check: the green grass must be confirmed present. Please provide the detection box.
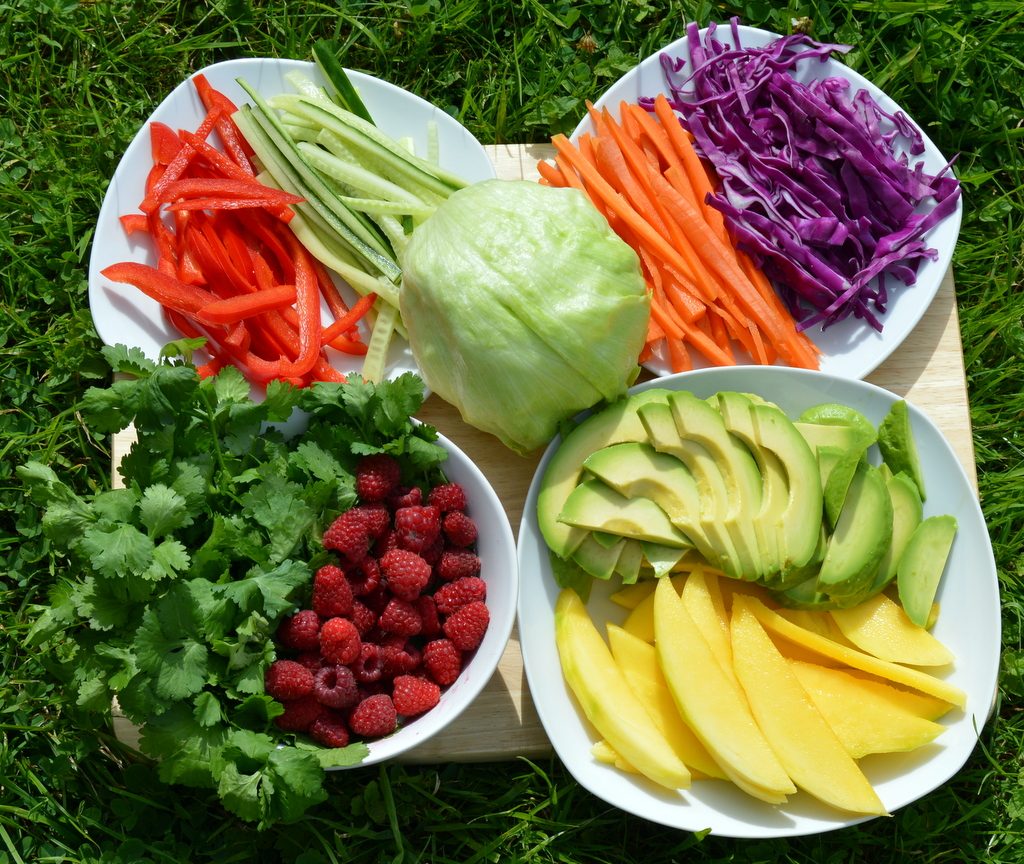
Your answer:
[2,0,1023,860]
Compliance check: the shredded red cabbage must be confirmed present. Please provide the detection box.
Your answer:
[643,20,960,332]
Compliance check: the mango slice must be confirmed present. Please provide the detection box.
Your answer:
[591,739,638,774]
[653,577,795,803]
[607,624,725,780]
[554,588,691,790]
[741,596,966,708]
[830,592,954,667]
[622,589,656,643]
[731,598,887,815]
[681,569,738,686]
[609,580,657,610]
[788,661,947,757]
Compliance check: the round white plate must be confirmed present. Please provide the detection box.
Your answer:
[517,366,999,838]
[88,57,496,379]
[571,25,962,381]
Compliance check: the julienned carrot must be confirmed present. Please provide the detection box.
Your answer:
[536,159,568,187]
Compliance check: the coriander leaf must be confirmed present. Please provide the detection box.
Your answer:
[75,671,112,711]
[263,379,301,422]
[141,538,190,583]
[134,583,209,700]
[139,702,228,788]
[220,559,310,621]
[92,488,140,524]
[193,691,224,727]
[138,485,191,537]
[95,642,140,691]
[101,344,157,377]
[289,441,349,484]
[79,523,154,581]
[296,740,371,769]
[18,462,97,543]
[72,576,134,631]
[266,746,329,822]
[24,579,78,647]
[211,364,252,406]
[241,476,316,564]
[160,336,208,363]
[171,461,209,512]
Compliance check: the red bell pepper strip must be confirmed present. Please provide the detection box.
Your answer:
[149,122,183,166]
[167,196,301,213]
[195,284,298,325]
[191,73,255,172]
[139,107,221,213]
[321,292,377,345]
[119,213,149,235]
[101,262,218,316]
[157,177,304,205]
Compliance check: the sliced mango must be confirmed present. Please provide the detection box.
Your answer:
[681,569,738,686]
[741,596,966,708]
[830,592,954,667]
[788,660,947,758]
[622,589,656,643]
[731,598,887,815]
[653,577,795,803]
[609,579,657,610]
[591,739,638,774]
[554,588,691,790]
[607,624,725,780]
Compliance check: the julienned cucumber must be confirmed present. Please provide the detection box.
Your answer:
[312,38,375,125]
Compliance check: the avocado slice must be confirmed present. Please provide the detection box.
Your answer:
[798,403,878,446]
[794,421,874,456]
[537,389,672,558]
[877,400,926,501]
[667,391,766,581]
[815,462,893,602]
[613,538,645,585]
[897,515,957,627]
[639,541,690,577]
[637,400,740,578]
[582,441,711,559]
[571,532,625,580]
[871,470,924,594]
[558,478,694,549]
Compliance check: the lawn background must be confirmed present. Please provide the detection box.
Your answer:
[2,1,1022,861]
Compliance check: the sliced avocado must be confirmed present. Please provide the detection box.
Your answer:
[798,403,878,446]
[897,515,957,627]
[558,477,694,549]
[590,530,621,549]
[748,400,825,581]
[877,400,926,501]
[582,442,707,551]
[715,391,785,580]
[613,538,644,585]
[537,389,672,558]
[822,442,873,529]
[815,462,893,601]
[637,400,739,578]
[640,541,689,577]
[794,421,874,456]
[777,574,834,610]
[871,470,924,594]
[667,391,765,581]
[571,532,624,580]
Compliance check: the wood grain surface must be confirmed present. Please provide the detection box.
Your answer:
[110,143,976,762]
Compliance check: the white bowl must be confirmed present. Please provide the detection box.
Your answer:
[517,366,999,837]
[88,57,496,381]
[571,25,962,381]
[350,427,519,766]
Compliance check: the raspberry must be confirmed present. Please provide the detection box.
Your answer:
[313,664,360,710]
[354,503,391,539]
[319,617,362,665]
[348,556,382,597]
[442,600,490,651]
[277,609,321,651]
[294,650,325,674]
[322,509,372,562]
[427,482,466,513]
[381,638,421,678]
[392,674,441,717]
[274,694,326,732]
[421,534,445,566]
[436,550,482,582]
[309,712,350,748]
[422,638,463,686]
[349,694,397,738]
[434,576,487,616]
[393,505,441,554]
[373,526,400,557]
[264,659,315,701]
[312,565,353,618]
[414,595,442,638]
[350,642,383,683]
[349,600,377,635]
[379,549,432,600]
[442,510,478,547]
[388,485,422,510]
[379,598,423,636]
[355,454,401,502]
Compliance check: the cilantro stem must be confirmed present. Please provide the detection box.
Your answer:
[196,388,244,506]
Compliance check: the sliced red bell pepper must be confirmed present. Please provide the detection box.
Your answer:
[149,122,183,166]
[119,213,149,235]
[102,262,218,316]
[139,107,221,214]
[196,284,298,326]
[157,177,304,205]
[191,73,255,172]
[321,292,377,346]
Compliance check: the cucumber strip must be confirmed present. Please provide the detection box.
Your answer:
[375,213,411,256]
[273,94,467,195]
[361,301,401,383]
[334,195,435,218]
[282,124,320,144]
[284,69,330,101]
[234,86,400,281]
[299,139,431,208]
[426,120,439,164]
[311,38,375,124]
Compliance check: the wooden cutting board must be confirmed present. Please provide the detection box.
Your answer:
[110,144,976,762]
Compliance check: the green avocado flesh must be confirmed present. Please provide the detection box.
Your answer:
[877,400,926,501]
[536,391,957,618]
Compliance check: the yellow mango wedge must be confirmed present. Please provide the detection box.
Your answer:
[591,739,639,774]
[622,589,656,643]
[653,577,795,804]
[830,592,954,667]
[607,623,726,780]
[742,596,966,708]
[681,569,739,687]
[730,598,887,816]
[554,588,691,790]
[788,660,947,758]
[609,580,657,610]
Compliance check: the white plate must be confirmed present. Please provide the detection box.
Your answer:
[571,25,962,381]
[517,366,999,838]
[88,57,496,379]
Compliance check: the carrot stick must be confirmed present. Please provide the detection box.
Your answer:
[553,153,587,194]
[666,336,692,373]
[536,159,568,187]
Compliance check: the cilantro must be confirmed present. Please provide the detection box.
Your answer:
[17,349,449,826]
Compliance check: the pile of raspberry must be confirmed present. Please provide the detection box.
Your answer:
[264,453,490,749]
